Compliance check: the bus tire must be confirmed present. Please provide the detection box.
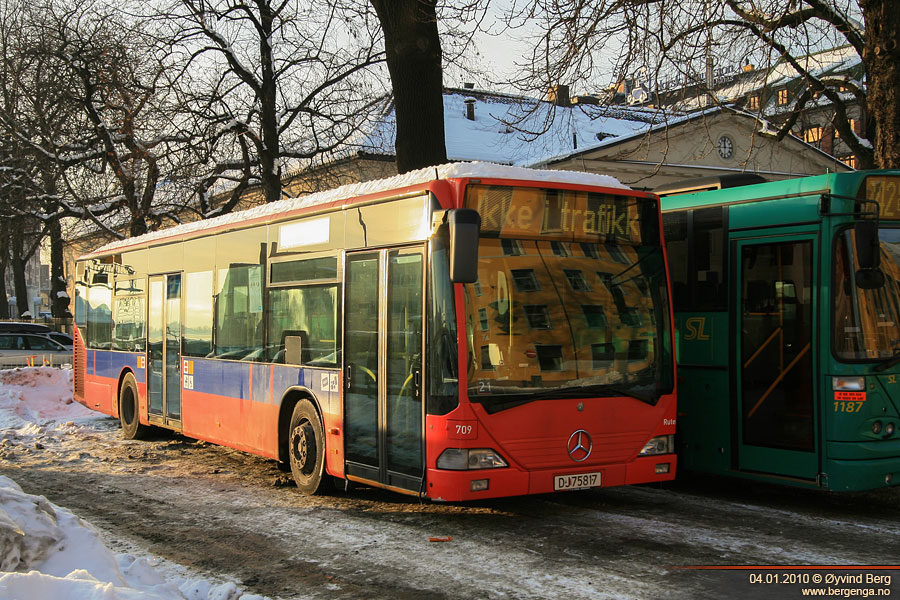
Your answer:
[119,373,149,440]
[288,399,326,495]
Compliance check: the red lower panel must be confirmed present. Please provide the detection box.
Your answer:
[181,390,280,459]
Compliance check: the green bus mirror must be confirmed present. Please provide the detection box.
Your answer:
[855,220,880,270]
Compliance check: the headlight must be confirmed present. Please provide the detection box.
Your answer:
[638,435,674,456]
[833,376,865,391]
[436,448,508,470]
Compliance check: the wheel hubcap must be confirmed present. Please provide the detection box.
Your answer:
[291,421,314,475]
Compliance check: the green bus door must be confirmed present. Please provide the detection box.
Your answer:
[736,236,818,480]
[343,248,425,493]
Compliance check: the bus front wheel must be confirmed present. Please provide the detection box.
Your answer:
[119,373,149,440]
[289,399,326,495]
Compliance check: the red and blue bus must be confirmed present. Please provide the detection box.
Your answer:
[73,163,676,501]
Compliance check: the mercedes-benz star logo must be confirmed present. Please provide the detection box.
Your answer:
[567,429,592,462]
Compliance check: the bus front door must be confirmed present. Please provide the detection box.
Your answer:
[148,273,183,428]
[735,236,818,480]
[344,248,425,493]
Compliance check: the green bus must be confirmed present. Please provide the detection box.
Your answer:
[659,171,900,491]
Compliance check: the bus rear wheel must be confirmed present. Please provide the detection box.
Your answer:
[289,399,326,494]
[119,373,149,440]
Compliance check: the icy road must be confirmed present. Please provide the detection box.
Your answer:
[1,367,899,600]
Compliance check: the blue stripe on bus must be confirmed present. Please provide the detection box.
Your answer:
[185,357,338,406]
[87,350,147,384]
[85,351,338,406]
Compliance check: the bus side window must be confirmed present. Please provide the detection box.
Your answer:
[267,285,339,366]
[662,212,689,310]
[692,207,726,311]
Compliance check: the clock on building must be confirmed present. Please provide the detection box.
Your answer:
[716,135,734,159]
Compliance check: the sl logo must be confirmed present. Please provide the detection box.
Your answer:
[684,317,710,341]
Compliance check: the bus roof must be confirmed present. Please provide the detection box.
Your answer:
[658,170,887,212]
[85,162,629,259]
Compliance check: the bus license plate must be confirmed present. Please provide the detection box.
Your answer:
[554,472,602,491]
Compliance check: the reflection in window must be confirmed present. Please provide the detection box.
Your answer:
[591,343,615,368]
[551,242,570,257]
[834,227,900,360]
[183,271,214,357]
[268,285,338,365]
[463,237,673,401]
[582,305,607,329]
[580,243,599,258]
[478,308,489,331]
[524,305,552,329]
[627,340,648,360]
[215,264,264,360]
[113,296,146,352]
[501,239,524,256]
[536,345,564,371]
[480,345,497,370]
[87,278,112,349]
[563,269,591,292]
[511,269,539,292]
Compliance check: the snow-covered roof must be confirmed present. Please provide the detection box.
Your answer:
[315,88,667,169]
[89,161,629,256]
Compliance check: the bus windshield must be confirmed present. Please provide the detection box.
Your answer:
[463,184,673,410]
[834,226,900,360]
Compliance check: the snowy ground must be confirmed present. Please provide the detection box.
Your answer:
[1,367,900,600]
[0,367,268,600]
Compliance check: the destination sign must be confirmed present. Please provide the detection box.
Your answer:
[866,176,900,220]
[466,184,652,243]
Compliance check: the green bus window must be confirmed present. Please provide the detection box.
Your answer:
[692,207,726,311]
[662,212,689,310]
[834,227,900,360]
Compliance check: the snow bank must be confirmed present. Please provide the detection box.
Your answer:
[0,368,97,431]
[0,367,269,600]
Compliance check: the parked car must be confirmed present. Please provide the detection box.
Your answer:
[0,322,51,334]
[0,333,72,367]
[46,332,74,350]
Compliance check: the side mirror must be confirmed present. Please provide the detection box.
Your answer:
[856,268,886,290]
[855,220,880,270]
[448,209,481,283]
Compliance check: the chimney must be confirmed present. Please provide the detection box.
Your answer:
[463,82,475,89]
[464,97,476,121]
[547,84,571,106]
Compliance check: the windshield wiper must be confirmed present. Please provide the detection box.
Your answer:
[874,348,900,372]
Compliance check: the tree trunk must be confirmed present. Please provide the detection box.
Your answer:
[11,229,31,318]
[370,0,447,173]
[258,0,282,203]
[0,220,9,319]
[48,218,69,318]
[862,0,900,169]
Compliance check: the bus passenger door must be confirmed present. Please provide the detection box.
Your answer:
[344,248,425,493]
[735,236,817,480]
[148,273,183,428]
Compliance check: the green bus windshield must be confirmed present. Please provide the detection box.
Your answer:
[834,226,900,360]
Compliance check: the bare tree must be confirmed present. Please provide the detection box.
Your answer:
[160,0,387,208]
[508,0,898,169]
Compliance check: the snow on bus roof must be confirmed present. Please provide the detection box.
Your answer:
[90,161,628,256]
